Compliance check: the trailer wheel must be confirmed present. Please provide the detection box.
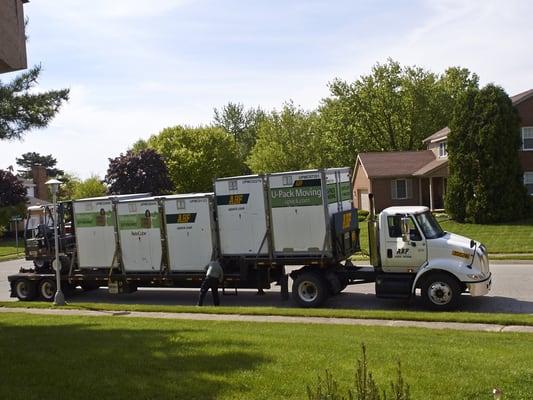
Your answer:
[14,279,37,301]
[420,273,462,311]
[38,278,56,302]
[292,272,328,308]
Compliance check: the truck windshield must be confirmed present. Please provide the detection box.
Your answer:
[415,211,445,239]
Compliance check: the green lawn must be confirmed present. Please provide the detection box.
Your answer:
[1,313,532,399]
[0,239,24,260]
[439,218,533,253]
[4,301,533,327]
[355,217,533,255]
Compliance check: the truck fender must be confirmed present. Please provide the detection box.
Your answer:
[411,258,468,294]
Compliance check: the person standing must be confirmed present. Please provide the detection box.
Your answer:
[197,260,223,306]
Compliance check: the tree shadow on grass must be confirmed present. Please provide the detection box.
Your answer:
[0,319,271,400]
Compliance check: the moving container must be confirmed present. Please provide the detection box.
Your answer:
[215,168,356,260]
[164,193,217,272]
[116,197,162,273]
[72,194,148,269]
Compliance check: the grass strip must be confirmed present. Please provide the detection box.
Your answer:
[2,300,533,326]
[1,312,533,399]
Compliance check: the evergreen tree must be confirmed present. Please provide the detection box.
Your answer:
[0,65,69,140]
[16,152,64,179]
[446,85,528,223]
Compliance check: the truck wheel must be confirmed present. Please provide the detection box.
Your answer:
[292,272,328,308]
[420,273,462,311]
[14,279,37,301]
[38,278,56,302]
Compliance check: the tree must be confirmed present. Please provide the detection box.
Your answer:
[213,102,265,166]
[72,175,107,199]
[0,65,69,140]
[148,125,243,193]
[130,139,149,154]
[247,102,327,173]
[319,60,479,168]
[57,173,81,201]
[0,169,27,229]
[16,152,64,179]
[446,84,528,223]
[105,149,173,195]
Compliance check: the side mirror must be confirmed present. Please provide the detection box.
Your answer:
[400,217,410,242]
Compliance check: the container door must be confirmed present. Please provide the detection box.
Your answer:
[216,177,268,256]
[117,200,162,272]
[166,197,214,272]
[269,171,327,254]
[73,200,116,268]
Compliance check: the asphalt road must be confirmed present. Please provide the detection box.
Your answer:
[2,259,533,313]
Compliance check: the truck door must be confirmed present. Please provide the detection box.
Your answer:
[381,214,427,272]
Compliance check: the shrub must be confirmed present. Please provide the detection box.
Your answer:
[307,344,410,400]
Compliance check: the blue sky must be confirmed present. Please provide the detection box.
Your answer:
[1,0,532,178]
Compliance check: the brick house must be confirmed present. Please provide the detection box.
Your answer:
[352,89,533,212]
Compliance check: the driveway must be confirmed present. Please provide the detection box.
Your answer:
[2,259,533,313]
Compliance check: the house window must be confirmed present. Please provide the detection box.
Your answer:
[522,127,533,150]
[524,172,533,196]
[438,141,447,158]
[391,179,411,200]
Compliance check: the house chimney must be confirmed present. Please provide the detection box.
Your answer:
[31,165,48,201]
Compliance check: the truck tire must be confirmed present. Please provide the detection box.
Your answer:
[292,272,328,308]
[420,272,462,311]
[13,278,37,301]
[38,278,56,302]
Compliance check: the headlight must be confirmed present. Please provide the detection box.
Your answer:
[467,273,484,280]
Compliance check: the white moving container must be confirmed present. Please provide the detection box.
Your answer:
[73,194,148,269]
[164,193,217,272]
[116,197,162,273]
[269,169,330,255]
[215,175,269,256]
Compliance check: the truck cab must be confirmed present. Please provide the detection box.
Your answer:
[372,206,491,309]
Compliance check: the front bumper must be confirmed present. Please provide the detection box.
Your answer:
[465,273,492,296]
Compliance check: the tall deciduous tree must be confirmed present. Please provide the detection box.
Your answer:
[446,84,528,223]
[105,149,173,195]
[247,102,330,173]
[213,102,265,165]
[72,175,107,199]
[0,65,69,140]
[148,125,243,193]
[16,152,64,179]
[319,60,479,168]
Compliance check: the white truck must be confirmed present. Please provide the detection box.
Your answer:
[10,168,491,310]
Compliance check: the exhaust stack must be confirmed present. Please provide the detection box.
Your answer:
[367,193,380,268]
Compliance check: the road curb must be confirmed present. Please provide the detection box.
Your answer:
[2,306,533,333]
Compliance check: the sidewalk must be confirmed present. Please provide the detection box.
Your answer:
[2,306,533,333]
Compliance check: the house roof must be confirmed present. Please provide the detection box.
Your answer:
[413,158,448,176]
[422,127,450,143]
[511,89,533,106]
[357,150,436,178]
